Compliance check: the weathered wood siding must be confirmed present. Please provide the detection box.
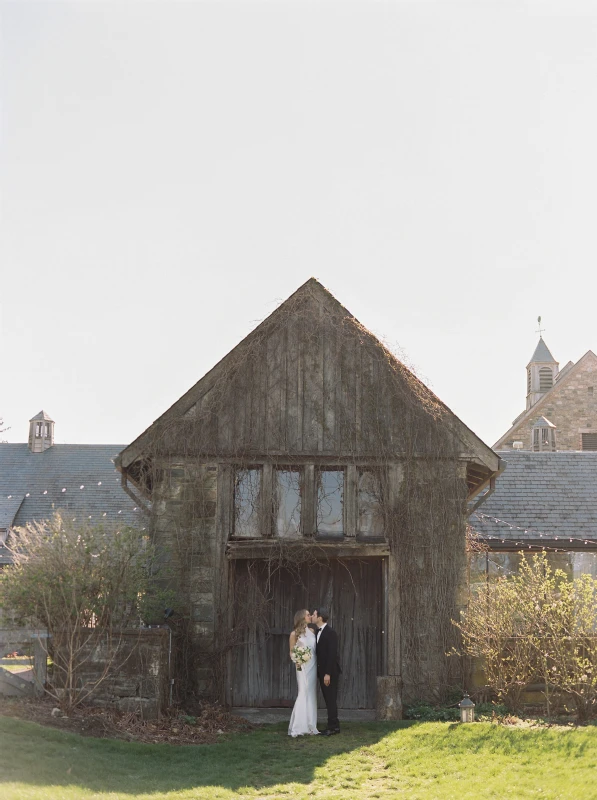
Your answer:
[183,303,442,458]
[230,559,382,709]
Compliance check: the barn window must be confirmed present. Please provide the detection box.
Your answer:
[582,433,597,451]
[316,469,344,536]
[357,470,384,536]
[274,468,301,537]
[539,367,553,392]
[234,467,262,537]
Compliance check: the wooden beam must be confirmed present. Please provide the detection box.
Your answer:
[226,539,390,560]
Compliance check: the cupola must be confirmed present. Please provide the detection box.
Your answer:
[526,337,559,410]
[28,411,55,453]
[532,416,557,452]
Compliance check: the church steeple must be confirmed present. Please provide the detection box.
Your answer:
[526,336,558,410]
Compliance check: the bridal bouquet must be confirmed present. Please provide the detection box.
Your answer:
[291,644,313,671]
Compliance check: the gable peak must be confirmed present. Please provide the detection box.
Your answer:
[528,336,557,366]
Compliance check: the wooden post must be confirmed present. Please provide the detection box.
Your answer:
[33,635,47,697]
[345,464,357,537]
[261,463,274,537]
[385,463,403,676]
[215,464,233,703]
[302,464,316,536]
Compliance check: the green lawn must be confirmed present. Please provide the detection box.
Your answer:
[1,716,597,800]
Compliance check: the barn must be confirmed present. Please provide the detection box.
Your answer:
[116,279,500,716]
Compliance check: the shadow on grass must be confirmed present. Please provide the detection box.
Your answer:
[4,716,595,797]
[0,717,415,796]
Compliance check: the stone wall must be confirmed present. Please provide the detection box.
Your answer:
[69,628,170,718]
[498,353,597,450]
[152,462,221,698]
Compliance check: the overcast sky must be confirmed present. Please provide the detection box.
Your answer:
[2,0,597,449]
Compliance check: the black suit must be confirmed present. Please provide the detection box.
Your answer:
[315,624,341,730]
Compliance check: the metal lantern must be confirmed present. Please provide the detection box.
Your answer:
[459,692,475,723]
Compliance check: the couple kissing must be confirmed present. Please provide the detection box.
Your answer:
[288,608,342,738]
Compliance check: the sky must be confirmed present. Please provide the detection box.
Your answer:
[2,0,597,449]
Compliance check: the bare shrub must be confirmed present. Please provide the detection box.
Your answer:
[0,514,161,712]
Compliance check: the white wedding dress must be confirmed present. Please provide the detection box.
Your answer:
[288,627,319,737]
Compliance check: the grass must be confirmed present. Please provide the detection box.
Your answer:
[1,716,597,799]
[0,658,33,674]
[0,664,33,674]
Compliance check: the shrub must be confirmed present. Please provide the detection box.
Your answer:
[403,700,460,722]
[0,514,161,711]
[455,552,597,719]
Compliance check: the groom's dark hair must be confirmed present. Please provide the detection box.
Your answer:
[317,608,330,623]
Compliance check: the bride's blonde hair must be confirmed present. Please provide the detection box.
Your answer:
[293,609,309,638]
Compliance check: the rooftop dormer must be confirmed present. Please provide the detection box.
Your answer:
[28,411,55,453]
[532,416,557,452]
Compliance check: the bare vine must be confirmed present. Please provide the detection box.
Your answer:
[128,283,470,703]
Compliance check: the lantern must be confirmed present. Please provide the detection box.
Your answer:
[458,692,475,723]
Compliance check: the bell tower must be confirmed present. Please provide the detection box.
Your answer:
[28,411,55,453]
[526,319,558,410]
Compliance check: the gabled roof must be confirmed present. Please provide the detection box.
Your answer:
[0,444,140,530]
[29,410,54,422]
[471,450,597,541]
[117,278,500,481]
[527,337,557,365]
[533,416,556,428]
[494,350,597,449]
[0,495,24,530]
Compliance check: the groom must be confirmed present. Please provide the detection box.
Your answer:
[312,608,341,736]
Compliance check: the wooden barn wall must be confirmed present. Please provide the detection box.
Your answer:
[187,310,452,458]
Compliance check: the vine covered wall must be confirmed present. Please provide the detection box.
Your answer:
[119,279,496,705]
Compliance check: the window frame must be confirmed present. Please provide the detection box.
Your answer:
[233,465,264,538]
[357,467,385,538]
[273,466,303,538]
[315,467,346,537]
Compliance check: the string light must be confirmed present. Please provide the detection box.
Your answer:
[473,511,597,549]
[3,477,143,523]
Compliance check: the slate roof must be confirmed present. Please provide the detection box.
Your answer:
[29,410,54,422]
[528,337,557,364]
[533,416,555,428]
[471,451,597,541]
[0,444,142,563]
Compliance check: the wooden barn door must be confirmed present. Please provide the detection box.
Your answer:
[230,558,382,708]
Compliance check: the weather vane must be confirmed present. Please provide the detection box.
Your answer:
[536,316,545,337]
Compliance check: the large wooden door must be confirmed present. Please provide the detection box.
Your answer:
[230,558,383,708]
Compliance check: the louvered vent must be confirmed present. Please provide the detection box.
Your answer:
[527,369,531,394]
[581,433,597,451]
[539,367,553,392]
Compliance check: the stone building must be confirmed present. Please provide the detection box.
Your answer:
[471,334,597,597]
[494,337,597,452]
[116,278,500,715]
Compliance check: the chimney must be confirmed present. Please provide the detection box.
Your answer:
[28,411,55,452]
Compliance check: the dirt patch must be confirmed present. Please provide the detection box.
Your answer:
[0,696,254,745]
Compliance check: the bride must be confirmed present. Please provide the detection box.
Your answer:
[288,609,319,737]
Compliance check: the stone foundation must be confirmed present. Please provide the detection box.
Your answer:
[376,675,403,720]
